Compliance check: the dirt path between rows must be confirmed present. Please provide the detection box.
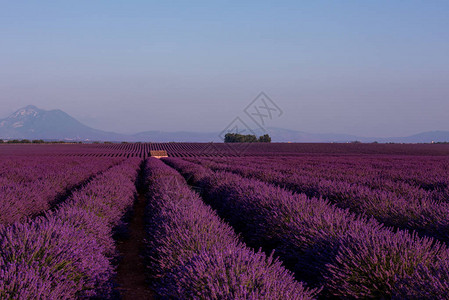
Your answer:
[115,168,153,299]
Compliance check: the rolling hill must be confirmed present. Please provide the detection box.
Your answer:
[1,105,448,143]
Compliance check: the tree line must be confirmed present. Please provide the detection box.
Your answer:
[224,133,271,143]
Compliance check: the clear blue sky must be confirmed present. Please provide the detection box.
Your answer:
[1,1,448,137]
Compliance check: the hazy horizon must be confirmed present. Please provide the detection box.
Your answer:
[1,1,448,138]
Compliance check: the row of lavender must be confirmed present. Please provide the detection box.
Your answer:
[0,156,122,224]
[188,156,449,244]
[193,155,449,204]
[0,158,140,299]
[164,157,449,298]
[239,155,449,186]
[98,142,449,156]
[236,155,449,201]
[144,158,317,299]
[5,143,449,158]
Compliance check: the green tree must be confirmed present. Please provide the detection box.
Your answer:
[243,134,258,143]
[224,133,258,143]
[258,134,271,143]
[224,133,238,143]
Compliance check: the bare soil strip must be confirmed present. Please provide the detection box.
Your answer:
[115,164,153,299]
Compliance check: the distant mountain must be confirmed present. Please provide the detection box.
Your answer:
[253,127,361,143]
[376,131,449,144]
[1,105,448,143]
[0,105,127,141]
[133,130,219,142]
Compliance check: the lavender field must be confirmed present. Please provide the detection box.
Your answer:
[1,143,449,299]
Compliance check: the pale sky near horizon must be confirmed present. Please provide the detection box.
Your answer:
[1,1,448,137]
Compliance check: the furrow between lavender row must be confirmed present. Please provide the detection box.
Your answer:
[164,157,449,299]
[0,158,141,299]
[144,157,317,299]
[0,156,124,225]
[190,157,449,244]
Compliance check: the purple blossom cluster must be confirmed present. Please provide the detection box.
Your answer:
[163,157,449,298]
[0,156,122,224]
[0,158,140,299]
[188,156,449,243]
[145,158,317,299]
[395,257,449,298]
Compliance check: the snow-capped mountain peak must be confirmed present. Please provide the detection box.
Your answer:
[0,105,123,140]
[10,105,41,118]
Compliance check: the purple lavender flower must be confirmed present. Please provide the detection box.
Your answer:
[163,157,449,298]
[146,158,317,299]
[0,158,141,298]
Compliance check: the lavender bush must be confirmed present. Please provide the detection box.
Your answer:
[145,158,317,299]
[164,157,449,298]
[190,156,449,244]
[395,258,449,299]
[0,156,121,224]
[0,158,141,298]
